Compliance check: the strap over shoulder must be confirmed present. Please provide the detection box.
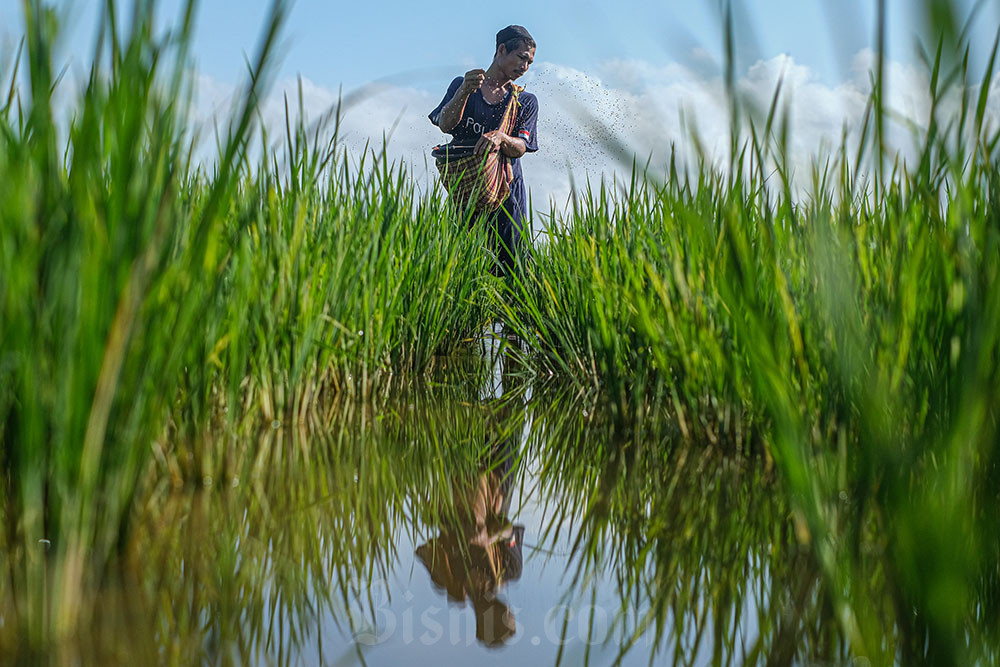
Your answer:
[499,84,524,135]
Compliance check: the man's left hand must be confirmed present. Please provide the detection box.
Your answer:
[474,130,506,156]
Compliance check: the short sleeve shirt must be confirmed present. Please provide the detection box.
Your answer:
[429,77,539,154]
[429,76,539,226]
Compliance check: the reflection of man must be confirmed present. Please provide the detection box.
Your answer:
[417,340,527,647]
[416,439,524,646]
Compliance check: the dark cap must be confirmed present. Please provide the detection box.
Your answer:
[496,25,534,49]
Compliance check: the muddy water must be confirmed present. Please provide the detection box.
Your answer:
[77,334,846,666]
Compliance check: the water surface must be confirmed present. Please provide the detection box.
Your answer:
[76,336,850,665]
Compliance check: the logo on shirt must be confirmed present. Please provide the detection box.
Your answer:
[518,129,531,140]
[464,117,486,136]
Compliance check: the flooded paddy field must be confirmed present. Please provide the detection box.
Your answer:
[4,3,1000,664]
[45,335,853,666]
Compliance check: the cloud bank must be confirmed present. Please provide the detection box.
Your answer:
[191,50,1000,222]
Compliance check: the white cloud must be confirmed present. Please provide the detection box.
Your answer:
[188,50,1000,227]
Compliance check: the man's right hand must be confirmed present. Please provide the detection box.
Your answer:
[460,69,486,95]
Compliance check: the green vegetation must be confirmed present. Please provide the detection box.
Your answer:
[1,0,998,664]
[499,9,1000,661]
[0,365,815,665]
[0,0,491,653]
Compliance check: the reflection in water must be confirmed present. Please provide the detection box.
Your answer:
[2,336,921,664]
[415,439,524,646]
[416,332,526,647]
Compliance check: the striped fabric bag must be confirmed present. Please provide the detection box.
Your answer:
[434,86,522,216]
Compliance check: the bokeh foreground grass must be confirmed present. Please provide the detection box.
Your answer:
[0,0,492,652]
[1,0,998,664]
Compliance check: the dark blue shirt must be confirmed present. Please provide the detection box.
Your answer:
[429,76,539,229]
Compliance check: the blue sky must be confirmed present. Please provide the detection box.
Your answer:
[1,1,998,216]
[2,0,996,94]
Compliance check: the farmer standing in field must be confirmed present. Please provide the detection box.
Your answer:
[429,25,539,274]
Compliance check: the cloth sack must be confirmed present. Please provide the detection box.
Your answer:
[433,85,522,216]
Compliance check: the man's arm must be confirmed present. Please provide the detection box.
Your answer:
[437,69,485,133]
[474,131,526,158]
[499,134,527,158]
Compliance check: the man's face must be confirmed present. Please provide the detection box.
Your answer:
[497,43,535,80]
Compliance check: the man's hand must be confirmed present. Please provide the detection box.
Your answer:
[459,68,486,95]
[436,69,485,133]
[475,131,527,159]
[474,129,505,156]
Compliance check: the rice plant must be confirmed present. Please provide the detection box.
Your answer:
[0,0,493,653]
[496,5,1000,661]
[1,0,997,664]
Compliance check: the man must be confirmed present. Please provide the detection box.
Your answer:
[429,25,539,273]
